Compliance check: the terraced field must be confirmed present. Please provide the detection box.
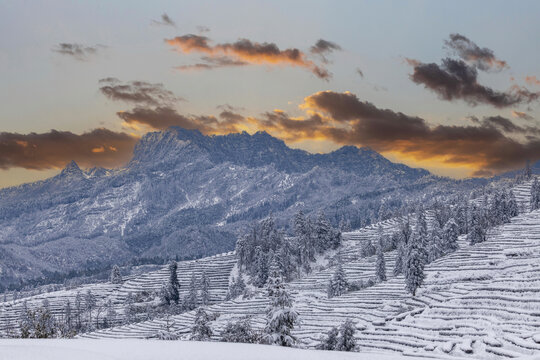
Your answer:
[0,252,237,335]
[2,178,539,359]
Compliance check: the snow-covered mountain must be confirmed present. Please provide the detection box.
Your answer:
[0,127,483,289]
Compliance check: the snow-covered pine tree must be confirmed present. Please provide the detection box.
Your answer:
[185,273,199,311]
[468,204,486,245]
[507,190,519,218]
[443,218,459,253]
[393,240,405,276]
[405,232,425,296]
[167,261,180,305]
[264,259,298,347]
[253,246,269,287]
[109,265,122,284]
[220,317,259,343]
[84,290,96,330]
[416,207,429,265]
[104,299,116,329]
[190,307,213,341]
[336,319,357,352]
[427,226,444,263]
[315,211,332,252]
[319,326,339,350]
[329,261,349,297]
[375,240,386,282]
[200,271,210,306]
[225,274,246,300]
[359,239,376,258]
[525,160,532,180]
[124,292,136,324]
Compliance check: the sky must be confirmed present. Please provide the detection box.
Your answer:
[1,0,540,188]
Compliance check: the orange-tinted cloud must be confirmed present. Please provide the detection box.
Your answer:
[242,91,540,176]
[0,129,137,170]
[165,35,331,79]
[526,76,540,86]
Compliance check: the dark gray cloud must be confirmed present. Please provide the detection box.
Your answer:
[175,56,248,71]
[444,33,507,72]
[197,25,210,33]
[52,43,105,61]
[408,58,539,108]
[0,129,137,170]
[117,106,243,134]
[99,78,182,106]
[152,13,176,27]
[310,39,341,63]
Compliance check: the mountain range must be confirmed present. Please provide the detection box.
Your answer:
[0,127,486,289]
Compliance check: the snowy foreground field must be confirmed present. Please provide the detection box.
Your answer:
[0,339,418,360]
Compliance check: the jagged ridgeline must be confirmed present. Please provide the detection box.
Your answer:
[0,127,488,289]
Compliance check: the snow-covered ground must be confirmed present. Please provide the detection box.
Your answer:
[0,339,414,360]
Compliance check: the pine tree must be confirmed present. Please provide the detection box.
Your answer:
[336,319,357,352]
[427,226,444,263]
[124,292,136,324]
[468,204,486,245]
[264,260,298,346]
[319,326,339,350]
[375,241,386,282]
[200,271,210,306]
[85,290,96,330]
[443,218,459,253]
[220,317,258,343]
[315,211,332,252]
[393,240,405,276]
[405,232,425,296]
[225,274,246,300]
[190,307,213,341]
[110,265,122,284]
[507,190,519,218]
[167,261,180,305]
[253,246,269,287]
[416,207,429,265]
[185,273,199,311]
[328,261,349,298]
[525,160,532,180]
[104,299,116,329]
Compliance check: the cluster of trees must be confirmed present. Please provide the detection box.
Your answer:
[236,211,341,287]
[318,319,357,352]
[16,289,118,338]
[159,261,211,313]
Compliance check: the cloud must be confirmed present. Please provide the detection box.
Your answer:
[0,129,137,170]
[444,33,507,72]
[356,68,364,78]
[512,110,534,121]
[116,106,244,134]
[52,43,105,61]
[152,13,176,27]
[197,25,210,33]
[175,56,248,71]
[310,39,341,63]
[99,78,182,106]
[407,58,539,108]
[251,90,540,176]
[526,76,540,86]
[165,34,331,79]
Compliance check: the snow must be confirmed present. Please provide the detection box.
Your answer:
[0,339,411,360]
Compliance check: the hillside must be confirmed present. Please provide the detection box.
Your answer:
[2,179,539,358]
[0,127,484,289]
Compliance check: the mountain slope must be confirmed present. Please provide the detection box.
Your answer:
[0,127,482,289]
